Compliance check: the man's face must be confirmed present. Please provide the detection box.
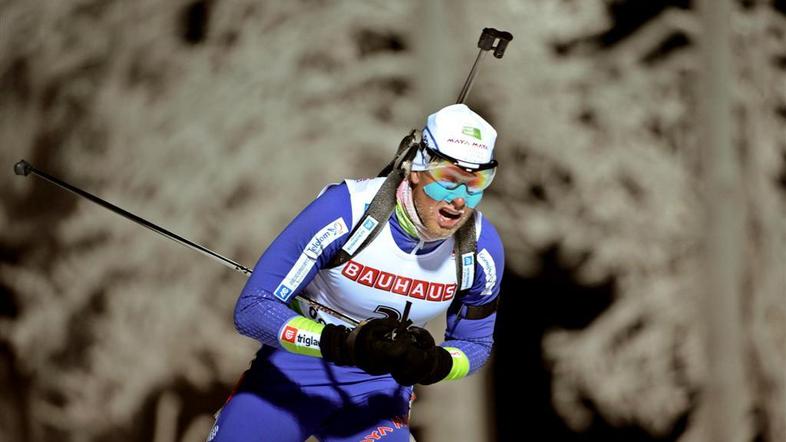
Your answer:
[409,171,474,238]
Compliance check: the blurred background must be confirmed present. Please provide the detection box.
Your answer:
[1,0,784,441]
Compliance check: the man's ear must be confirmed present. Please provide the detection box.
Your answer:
[409,171,421,185]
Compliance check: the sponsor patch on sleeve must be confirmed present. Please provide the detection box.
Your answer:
[303,217,349,260]
[273,253,315,301]
[273,217,348,301]
[281,325,298,343]
[278,317,324,357]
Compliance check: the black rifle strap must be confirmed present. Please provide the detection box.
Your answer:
[327,167,406,268]
[463,298,498,320]
[453,212,477,295]
[328,132,478,295]
[328,134,420,268]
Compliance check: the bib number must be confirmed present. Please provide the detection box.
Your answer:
[374,305,402,321]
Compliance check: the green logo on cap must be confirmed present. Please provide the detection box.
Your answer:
[462,126,482,140]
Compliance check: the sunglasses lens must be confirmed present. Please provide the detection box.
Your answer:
[427,161,496,193]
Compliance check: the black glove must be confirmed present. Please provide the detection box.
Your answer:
[390,326,453,386]
[319,323,354,366]
[320,318,407,375]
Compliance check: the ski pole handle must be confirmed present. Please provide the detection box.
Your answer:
[478,27,513,58]
[456,27,514,104]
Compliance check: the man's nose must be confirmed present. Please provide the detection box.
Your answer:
[451,197,466,209]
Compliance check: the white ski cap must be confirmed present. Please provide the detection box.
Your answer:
[414,103,497,170]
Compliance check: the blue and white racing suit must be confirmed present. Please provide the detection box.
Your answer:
[209,178,504,442]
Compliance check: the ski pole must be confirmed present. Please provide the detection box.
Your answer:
[13,159,360,326]
[456,27,513,104]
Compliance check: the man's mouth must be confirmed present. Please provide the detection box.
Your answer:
[436,206,465,230]
[439,208,462,220]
